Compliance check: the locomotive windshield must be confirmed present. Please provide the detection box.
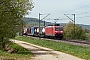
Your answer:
[55,27,63,31]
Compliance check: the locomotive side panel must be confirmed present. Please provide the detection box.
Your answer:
[45,27,54,36]
[45,26,64,39]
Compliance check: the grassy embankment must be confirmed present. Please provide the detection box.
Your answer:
[15,36,90,60]
[86,32,90,40]
[0,41,34,60]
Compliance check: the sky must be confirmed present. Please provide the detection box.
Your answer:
[25,0,90,25]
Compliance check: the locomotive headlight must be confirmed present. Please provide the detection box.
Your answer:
[60,31,63,33]
[55,31,58,33]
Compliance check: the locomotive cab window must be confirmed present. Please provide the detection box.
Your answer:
[55,27,63,31]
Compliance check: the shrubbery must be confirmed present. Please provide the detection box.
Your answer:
[64,21,87,40]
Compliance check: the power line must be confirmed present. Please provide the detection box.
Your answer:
[52,4,90,15]
[66,5,90,12]
[52,4,90,19]
[53,11,90,21]
[78,16,90,18]
[43,5,90,23]
[77,12,90,15]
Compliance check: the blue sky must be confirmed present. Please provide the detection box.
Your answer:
[25,0,90,25]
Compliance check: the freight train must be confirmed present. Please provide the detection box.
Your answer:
[23,24,64,39]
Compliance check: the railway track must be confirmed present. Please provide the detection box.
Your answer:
[26,35,90,48]
[55,39,90,48]
[61,39,90,44]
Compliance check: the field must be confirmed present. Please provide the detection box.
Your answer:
[0,41,33,60]
[86,32,90,40]
[15,36,90,60]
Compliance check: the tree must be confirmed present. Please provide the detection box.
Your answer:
[0,0,34,50]
[64,21,87,40]
[64,21,74,39]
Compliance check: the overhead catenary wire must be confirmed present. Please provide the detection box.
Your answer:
[51,4,90,20]
[40,4,90,24]
[77,15,90,19]
[76,12,90,15]
[51,4,90,15]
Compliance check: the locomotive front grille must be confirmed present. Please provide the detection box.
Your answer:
[55,33,63,37]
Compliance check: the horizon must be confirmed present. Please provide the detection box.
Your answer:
[24,17,90,25]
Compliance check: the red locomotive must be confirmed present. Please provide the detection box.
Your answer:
[45,25,63,39]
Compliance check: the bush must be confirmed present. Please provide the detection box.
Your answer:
[64,21,87,40]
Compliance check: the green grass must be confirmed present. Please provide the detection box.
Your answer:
[15,36,90,60]
[86,32,90,36]
[0,41,34,60]
[86,32,90,40]
[87,38,90,40]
